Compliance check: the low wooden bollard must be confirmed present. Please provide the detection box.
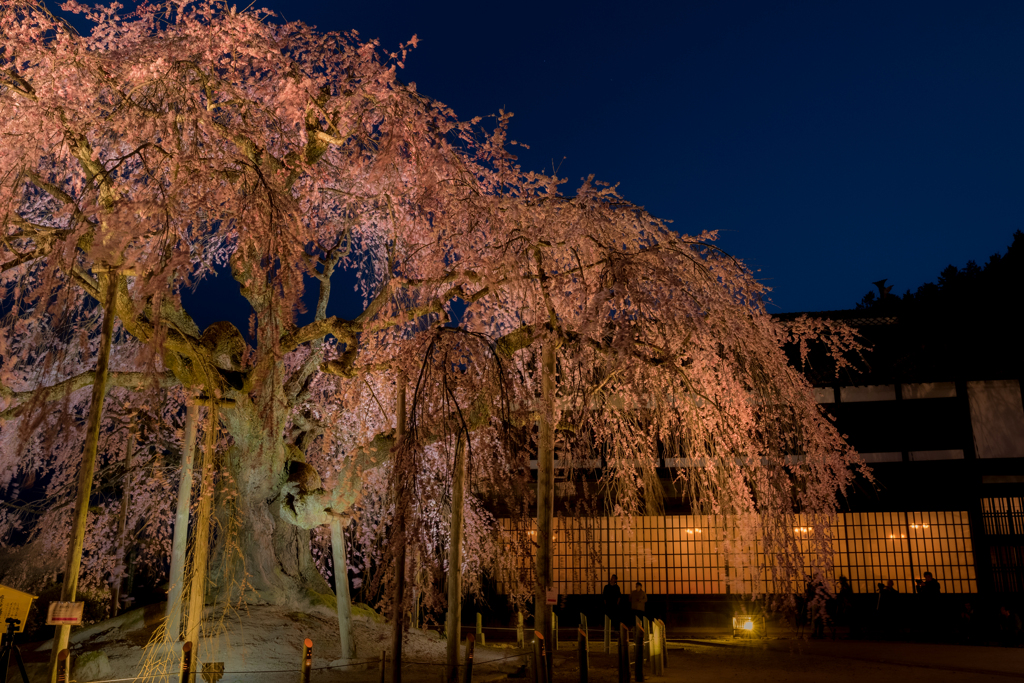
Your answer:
[650,621,662,675]
[634,617,644,682]
[56,649,70,683]
[180,641,193,683]
[577,625,589,683]
[604,615,611,654]
[517,612,525,649]
[617,624,629,683]
[532,631,548,683]
[379,649,386,683]
[475,612,485,647]
[465,633,475,683]
[300,638,313,683]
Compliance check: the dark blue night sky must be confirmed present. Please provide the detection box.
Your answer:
[75,0,1023,323]
[247,0,1024,314]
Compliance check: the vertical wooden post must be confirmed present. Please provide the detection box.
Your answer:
[391,375,407,683]
[634,617,644,682]
[299,638,313,683]
[535,339,556,683]
[167,402,199,641]
[516,612,525,649]
[604,615,611,654]
[49,270,118,683]
[476,612,484,646]
[464,633,475,683]
[379,649,386,683]
[184,402,218,666]
[110,424,136,617]
[331,515,355,660]
[179,641,193,683]
[445,436,466,683]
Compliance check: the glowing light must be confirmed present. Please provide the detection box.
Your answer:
[742,620,753,631]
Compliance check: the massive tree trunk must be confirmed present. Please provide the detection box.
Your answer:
[209,395,334,609]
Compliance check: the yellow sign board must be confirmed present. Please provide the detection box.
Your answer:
[0,584,37,633]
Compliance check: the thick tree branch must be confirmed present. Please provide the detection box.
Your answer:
[1,371,177,420]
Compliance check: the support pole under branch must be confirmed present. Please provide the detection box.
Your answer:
[49,270,119,683]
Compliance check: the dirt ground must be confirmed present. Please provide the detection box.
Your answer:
[6,608,1024,683]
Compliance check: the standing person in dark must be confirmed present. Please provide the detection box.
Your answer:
[630,582,647,623]
[915,571,941,640]
[876,580,899,639]
[602,574,622,628]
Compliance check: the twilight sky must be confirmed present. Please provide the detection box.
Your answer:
[247,0,1023,314]
[61,0,1023,319]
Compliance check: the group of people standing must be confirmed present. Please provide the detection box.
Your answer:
[602,574,647,628]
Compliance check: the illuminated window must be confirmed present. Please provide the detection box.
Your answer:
[497,511,976,595]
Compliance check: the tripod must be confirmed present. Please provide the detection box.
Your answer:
[1,618,31,683]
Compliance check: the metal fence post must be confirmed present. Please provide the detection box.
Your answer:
[56,649,70,683]
[180,641,193,683]
[552,612,558,654]
[577,623,588,683]
[617,624,629,683]
[465,633,475,683]
[300,638,313,683]
[634,617,644,682]
[533,631,548,683]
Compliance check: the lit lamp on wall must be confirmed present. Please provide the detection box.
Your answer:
[731,614,766,639]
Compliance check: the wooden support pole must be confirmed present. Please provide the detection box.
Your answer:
[331,516,355,660]
[516,612,525,649]
[535,339,556,683]
[110,424,136,617]
[300,638,313,683]
[476,612,484,646]
[167,402,199,640]
[391,375,407,683]
[604,615,611,654]
[464,633,475,683]
[49,271,118,683]
[445,436,466,683]
[183,402,219,667]
[379,649,387,683]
